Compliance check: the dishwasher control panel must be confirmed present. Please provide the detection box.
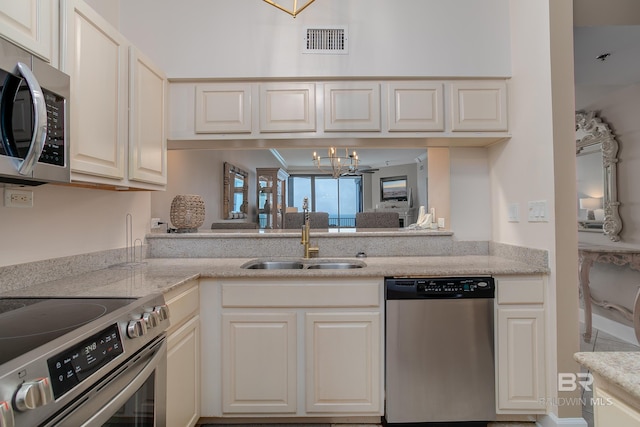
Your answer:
[385,277,494,299]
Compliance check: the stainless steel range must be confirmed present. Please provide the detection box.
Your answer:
[0,293,170,427]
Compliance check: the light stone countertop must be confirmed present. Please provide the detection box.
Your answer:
[0,255,548,299]
[574,352,640,402]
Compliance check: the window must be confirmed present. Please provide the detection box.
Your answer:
[288,175,362,227]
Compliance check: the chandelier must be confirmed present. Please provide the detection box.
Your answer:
[313,147,359,179]
[263,0,315,18]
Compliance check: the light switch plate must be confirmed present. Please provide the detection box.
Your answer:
[528,200,548,222]
[508,203,520,222]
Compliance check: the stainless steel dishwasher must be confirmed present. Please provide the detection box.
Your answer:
[385,277,496,424]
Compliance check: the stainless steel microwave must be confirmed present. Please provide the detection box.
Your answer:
[0,37,70,185]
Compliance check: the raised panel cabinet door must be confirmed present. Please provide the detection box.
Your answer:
[128,46,167,186]
[387,82,444,131]
[594,386,640,427]
[496,307,546,412]
[167,315,200,427]
[305,312,382,414]
[0,0,54,61]
[259,83,316,132]
[324,82,381,132]
[450,80,508,131]
[64,0,127,180]
[195,83,252,133]
[222,312,297,413]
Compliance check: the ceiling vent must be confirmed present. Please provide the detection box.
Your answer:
[303,26,348,54]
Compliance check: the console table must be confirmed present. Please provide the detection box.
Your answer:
[578,245,640,344]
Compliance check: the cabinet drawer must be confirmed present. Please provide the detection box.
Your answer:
[221,279,380,307]
[165,281,199,330]
[497,277,544,304]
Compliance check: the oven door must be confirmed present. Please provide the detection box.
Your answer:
[44,337,167,427]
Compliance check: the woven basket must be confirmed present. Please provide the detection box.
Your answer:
[170,194,205,232]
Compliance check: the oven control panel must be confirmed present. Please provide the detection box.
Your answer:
[47,324,123,399]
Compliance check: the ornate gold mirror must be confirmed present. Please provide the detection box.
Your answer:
[223,162,249,219]
[575,111,622,241]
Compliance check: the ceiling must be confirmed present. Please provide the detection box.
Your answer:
[573,0,640,109]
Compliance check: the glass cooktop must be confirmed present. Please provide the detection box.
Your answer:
[0,298,136,366]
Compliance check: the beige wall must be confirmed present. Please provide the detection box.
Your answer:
[493,0,580,419]
[0,185,150,268]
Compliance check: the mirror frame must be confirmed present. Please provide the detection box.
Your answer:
[575,111,622,242]
[223,162,249,219]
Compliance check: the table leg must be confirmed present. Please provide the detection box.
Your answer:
[634,287,640,345]
[579,253,595,343]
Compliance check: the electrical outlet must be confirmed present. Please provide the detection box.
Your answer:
[151,218,162,229]
[4,188,33,208]
[508,202,520,222]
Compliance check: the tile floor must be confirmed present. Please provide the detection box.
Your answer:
[579,325,640,427]
[199,326,639,427]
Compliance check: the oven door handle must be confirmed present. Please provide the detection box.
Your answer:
[80,338,166,427]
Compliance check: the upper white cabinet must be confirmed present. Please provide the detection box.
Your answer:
[61,0,167,190]
[324,82,380,132]
[450,80,508,131]
[128,47,167,186]
[260,83,316,133]
[63,0,128,181]
[0,0,57,63]
[170,78,509,146]
[387,82,444,132]
[195,83,252,134]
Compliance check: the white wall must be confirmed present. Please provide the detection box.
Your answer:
[450,148,491,240]
[0,186,150,267]
[493,0,580,419]
[116,0,511,79]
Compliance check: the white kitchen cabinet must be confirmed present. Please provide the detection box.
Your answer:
[387,82,444,131]
[195,83,252,133]
[165,280,200,427]
[128,46,167,186]
[222,312,297,413]
[450,80,508,131]
[324,82,381,132]
[61,0,166,190]
[495,275,547,414]
[593,382,640,426]
[0,0,57,63]
[169,78,509,145]
[305,312,381,413]
[259,83,316,133]
[200,278,384,418]
[62,0,127,181]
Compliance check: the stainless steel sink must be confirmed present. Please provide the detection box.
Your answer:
[241,259,365,270]
[242,260,304,269]
[306,262,365,269]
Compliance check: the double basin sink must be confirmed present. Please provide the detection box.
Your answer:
[242,259,366,270]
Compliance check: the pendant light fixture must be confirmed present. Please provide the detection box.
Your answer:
[312,147,359,179]
[263,0,316,18]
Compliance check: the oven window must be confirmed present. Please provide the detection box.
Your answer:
[103,375,155,426]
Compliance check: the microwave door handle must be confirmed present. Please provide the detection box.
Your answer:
[14,62,47,176]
